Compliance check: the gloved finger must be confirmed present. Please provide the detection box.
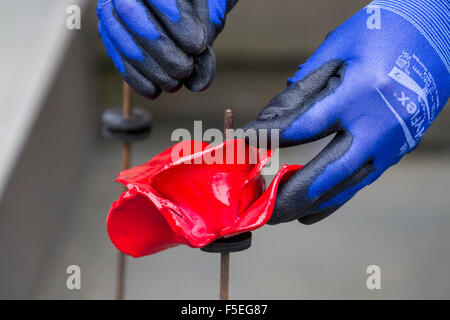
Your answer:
[192,0,239,44]
[129,53,183,93]
[297,116,404,225]
[306,120,378,202]
[110,0,194,80]
[99,2,182,92]
[244,59,347,148]
[97,1,146,65]
[184,46,216,92]
[298,169,382,225]
[145,0,207,55]
[98,22,161,99]
[268,130,376,225]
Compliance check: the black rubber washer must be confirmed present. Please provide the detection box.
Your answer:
[102,107,152,142]
[102,126,151,143]
[103,107,152,132]
[201,232,252,253]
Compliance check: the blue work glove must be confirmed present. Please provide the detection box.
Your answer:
[245,0,450,225]
[97,0,238,98]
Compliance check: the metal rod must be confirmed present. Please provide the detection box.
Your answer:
[116,82,132,300]
[224,109,234,135]
[220,252,230,300]
[116,249,126,300]
[220,109,234,300]
[123,82,132,119]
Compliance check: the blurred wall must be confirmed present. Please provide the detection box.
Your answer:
[0,2,97,298]
[0,0,448,299]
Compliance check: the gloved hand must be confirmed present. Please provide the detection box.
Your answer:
[97,0,238,98]
[245,0,450,225]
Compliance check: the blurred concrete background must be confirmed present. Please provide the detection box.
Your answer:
[0,0,449,299]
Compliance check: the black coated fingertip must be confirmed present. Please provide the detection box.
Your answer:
[123,76,161,100]
[165,82,183,94]
[267,204,295,225]
[297,207,339,225]
[123,51,184,93]
[267,158,332,225]
[243,118,302,149]
[147,0,207,55]
[137,58,182,93]
[123,61,161,99]
[241,121,283,150]
[256,83,306,121]
[168,0,208,55]
[175,20,208,55]
[184,46,216,92]
[167,54,195,80]
[266,182,304,225]
[138,85,162,100]
[242,122,260,146]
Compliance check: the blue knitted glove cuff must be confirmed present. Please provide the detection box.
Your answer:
[369,0,450,73]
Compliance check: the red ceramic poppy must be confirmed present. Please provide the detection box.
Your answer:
[107,139,302,258]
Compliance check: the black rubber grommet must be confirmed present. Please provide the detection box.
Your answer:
[102,126,151,143]
[201,232,252,253]
[102,107,152,142]
[102,107,152,133]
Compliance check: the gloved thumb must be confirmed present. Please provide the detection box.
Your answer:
[184,46,216,92]
[244,59,346,148]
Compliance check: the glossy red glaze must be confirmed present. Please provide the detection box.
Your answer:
[107,140,302,258]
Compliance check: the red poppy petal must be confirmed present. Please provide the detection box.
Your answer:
[149,140,262,237]
[107,189,185,258]
[143,190,218,248]
[108,139,302,256]
[237,147,273,215]
[222,164,303,237]
[116,141,210,192]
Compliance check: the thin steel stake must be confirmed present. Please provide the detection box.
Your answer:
[220,109,234,300]
[220,252,230,300]
[116,82,132,300]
